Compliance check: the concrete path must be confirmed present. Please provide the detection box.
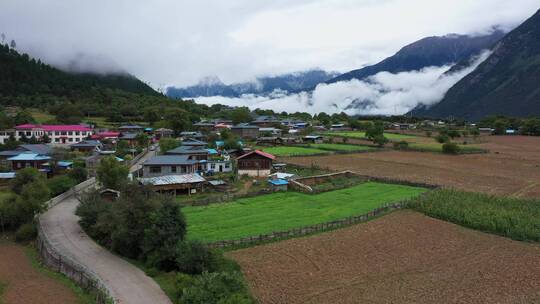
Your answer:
[40,148,171,304]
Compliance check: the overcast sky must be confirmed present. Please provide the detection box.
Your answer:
[0,0,539,88]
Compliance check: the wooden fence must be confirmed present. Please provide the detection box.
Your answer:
[36,220,113,303]
[206,202,405,249]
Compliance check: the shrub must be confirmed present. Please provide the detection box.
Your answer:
[442,142,460,154]
[10,167,42,194]
[392,141,409,150]
[179,271,253,304]
[96,156,129,190]
[68,166,88,184]
[435,134,449,144]
[175,240,216,275]
[47,175,77,196]
[15,222,37,242]
[373,134,388,147]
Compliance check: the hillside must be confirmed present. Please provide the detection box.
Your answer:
[166,69,339,98]
[326,31,504,84]
[412,10,540,121]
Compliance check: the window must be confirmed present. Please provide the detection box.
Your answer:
[210,164,215,169]
[55,138,60,143]
[26,131,31,136]
[61,131,67,135]
[75,131,80,136]
[68,138,73,142]
[171,166,177,173]
[150,166,161,173]
[68,131,73,135]
[225,163,230,168]
[16,162,21,169]
[56,132,60,136]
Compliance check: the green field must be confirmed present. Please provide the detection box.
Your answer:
[325,131,415,140]
[408,143,486,153]
[408,189,540,242]
[311,143,375,152]
[183,182,427,242]
[260,146,329,157]
[28,108,56,123]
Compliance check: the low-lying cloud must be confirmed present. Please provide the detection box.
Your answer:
[195,50,491,115]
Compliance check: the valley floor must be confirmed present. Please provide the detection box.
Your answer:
[282,135,540,197]
[229,210,540,304]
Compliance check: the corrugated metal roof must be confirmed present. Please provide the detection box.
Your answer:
[8,152,51,161]
[139,173,206,186]
[268,179,288,186]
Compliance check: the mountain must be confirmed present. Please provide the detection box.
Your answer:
[411,10,540,121]
[0,43,159,98]
[166,69,340,98]
[326,30,505,84]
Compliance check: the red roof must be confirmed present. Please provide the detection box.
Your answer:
[237,150,276,160]
[15,124,92,132]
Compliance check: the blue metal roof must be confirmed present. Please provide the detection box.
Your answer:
[268,179,289,186]
[8,152,51,161]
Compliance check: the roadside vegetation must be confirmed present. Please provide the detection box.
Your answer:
[407,189,540,242]
[77,161,255,304]
[183,182,427,242]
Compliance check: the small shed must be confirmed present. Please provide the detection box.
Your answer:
[100,189,121,201]
[268,178,288,191]
[302,135,324,144]
[138,173,206,195]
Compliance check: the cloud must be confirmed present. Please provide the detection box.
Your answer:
[195,50,491,115]
[0,0,537,88]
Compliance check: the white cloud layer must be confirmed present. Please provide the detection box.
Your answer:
[195,51,491,116]
[0,0,538,88]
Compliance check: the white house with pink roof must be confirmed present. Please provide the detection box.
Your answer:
[0,124,94,145]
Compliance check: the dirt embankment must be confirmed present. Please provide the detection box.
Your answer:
[229,211,540,304]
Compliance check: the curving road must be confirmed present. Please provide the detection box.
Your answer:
[39,148,171,304]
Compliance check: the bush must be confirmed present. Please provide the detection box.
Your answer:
[442,142,460,154]
[179,271,253,304]
[175,240,216,275]
[68,166,88,184]
[392,141,409,150]
[47,175,77,196]
[435,134,449,144]
[373,134,388,147]
[10,167,42,194]
[15,222,37,242]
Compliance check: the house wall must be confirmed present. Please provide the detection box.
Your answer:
[238,169,271,177]
[207,160,232,173]
[142,164,197,177]
[232,128,259,139]
[2,128,94,145]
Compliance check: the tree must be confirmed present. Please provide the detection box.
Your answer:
[373,134,389,147]
[442,142,461,154]
[159,138,180,154]
[68,166,88,184]
[136,133,150,147]
[365,121,384,140]
[47,175,77,196]
[9,39,16,49]
[16,178,51,224]
[230,107,252,125]
[10,168,42,195]
[96,156,129,190]
[143,200,187,271]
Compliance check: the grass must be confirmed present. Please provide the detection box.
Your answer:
[28,108,56,123]
[260,146,330,157]
[310,143,375,152]
[325,131,415,140]
[407,189,540,242]
[183,182,427,242]
[408,143,487,154]
[24,245,99,304]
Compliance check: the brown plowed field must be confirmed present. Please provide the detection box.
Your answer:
[229,211,540,304]
[0,240,79,304]
[283,136,540,197]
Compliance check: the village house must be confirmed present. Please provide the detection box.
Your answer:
[141,155,199,178]
[70,140,103,153]
[252,115,281,128]
[205,159,232,173]
[231,124,259,139]
[154,128,174,139]
[0,144,52,167]
[139,173,206,195]
[119,133,138,147]
[182,139,207,148]
[0,124,94,145]
[302,135,324,144]
[91,131,120,141]
[8,152,51,171]
[118,124,145,133]
[166,145,209,161]
[236,150,275,177]
[259,127,282,136]
[256,137,283,146]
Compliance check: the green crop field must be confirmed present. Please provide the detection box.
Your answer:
[325,131,415,140]
[260,146,330,157]
[310,143,375,152]
[183,182,427,242]
[408,143,486,154]
[408,189,540,242]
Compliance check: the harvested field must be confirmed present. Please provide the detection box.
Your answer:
[282,135,540,197]
[229,211,540,304]
[0,240,81,304]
